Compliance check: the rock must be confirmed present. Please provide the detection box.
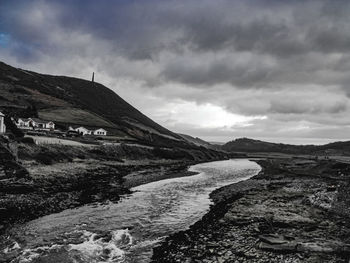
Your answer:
[206,242,220,248]
[297,241,350,254]
[259,234,289,245]
[217,256,225,263]
[258,241,297,252]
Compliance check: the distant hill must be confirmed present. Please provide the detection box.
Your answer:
[178,134,221,150]
[222,138,350,156]
[0,61,190,147]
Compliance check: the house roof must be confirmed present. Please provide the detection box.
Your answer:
[94,128,107,132]
[18,118,31,122]
[0,112,4,117]
[76,126,89,131]
[17,117,53,124]
[30,118,53,124]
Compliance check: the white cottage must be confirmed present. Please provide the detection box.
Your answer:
[93,128,107,136]
[16,118,55,130]
[16,118,32,129]
[75,126,92,135]
[30,118,55,130]
[73,127,107,136]
[0,112,6,134]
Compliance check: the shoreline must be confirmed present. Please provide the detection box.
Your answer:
[0,141,228,238]
[0,160,198,234]
[152,158,350,263]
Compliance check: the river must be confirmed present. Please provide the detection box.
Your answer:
[2,159,260,263]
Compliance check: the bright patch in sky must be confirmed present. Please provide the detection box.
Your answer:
[152,101,267,129]
[0,33,10,46]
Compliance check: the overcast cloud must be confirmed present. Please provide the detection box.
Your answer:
[1,0,350,144]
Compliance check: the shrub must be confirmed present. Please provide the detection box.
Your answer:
[21,137,35,144]
[4,116,24,138]
[153,147,194,160]
[35,153,53,165]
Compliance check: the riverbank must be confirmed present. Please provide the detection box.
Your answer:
[0,140,228,237]
[152,157,350,263]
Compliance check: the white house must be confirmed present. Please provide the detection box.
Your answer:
[31,118,55,130]
[72,126,107,136]
[16,118,55,130]
[0,112,6,134]
[75,126,92,135]
[16,118,32,129]
[93,128,107,136]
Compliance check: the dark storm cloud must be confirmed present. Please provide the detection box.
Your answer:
[0,1,339,58]
[3,0,350,63]
[161,54,275,87]
[269,99,348,115]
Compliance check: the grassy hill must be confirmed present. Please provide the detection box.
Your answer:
[38,107,118,128]
[0,61,189,146]
[222,138,350,156]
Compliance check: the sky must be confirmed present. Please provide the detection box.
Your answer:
[1,0,350,144]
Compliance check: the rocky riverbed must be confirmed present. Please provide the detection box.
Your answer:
[0,139,228,236]
[152,158,350,263]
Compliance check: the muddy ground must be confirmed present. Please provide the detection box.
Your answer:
[152,158,350,263]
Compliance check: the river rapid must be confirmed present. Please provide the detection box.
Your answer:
[1,159,260,263]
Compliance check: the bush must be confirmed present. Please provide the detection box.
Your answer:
[4,116,24,138]
[89,148,105,155]
[21,137,35,144]
[153,147,194,160]
[35,153,53,165]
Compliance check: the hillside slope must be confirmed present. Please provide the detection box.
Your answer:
[222,137,350,155]
[0,61,187,146]
[178,133,221,150]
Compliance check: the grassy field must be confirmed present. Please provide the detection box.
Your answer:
[39,107,118,128]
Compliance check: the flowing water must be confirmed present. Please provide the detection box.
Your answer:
[1,159,260,263]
